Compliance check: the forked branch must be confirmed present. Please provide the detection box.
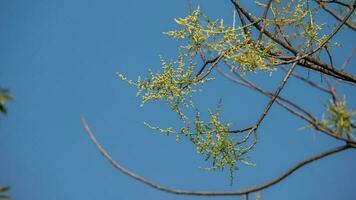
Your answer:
[315,0,356,31]
[230,0,356,84]
[81,116,354,196]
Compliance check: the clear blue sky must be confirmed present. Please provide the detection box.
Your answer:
[1,0,355,199]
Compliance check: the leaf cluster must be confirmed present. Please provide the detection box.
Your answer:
[322,97,355,139]
[164,7,278,74]
[118,8,266,180]
[118,1,350,182]
[258,0,328,51]
[189,105,254,183]
[118,54,212,111]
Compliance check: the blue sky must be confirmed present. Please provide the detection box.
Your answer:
[0,0,355,199]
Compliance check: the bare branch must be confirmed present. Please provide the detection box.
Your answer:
[315,0,356,31]
[324,46,335,69]
[80,117,355,196]
[195,53,225,80]
[319,0,353,8]
[340,48,356,71]
[280,66,332,94]
[82,1,356,198]
[253,62,297,130]
[276,4,355,65]
[230,0,356,84]
[257,0,273,42]
[228,126,254,133]
[216,67,316,126]
[228,62,296,140]
[216,66,356,146]
[236,8,249,35]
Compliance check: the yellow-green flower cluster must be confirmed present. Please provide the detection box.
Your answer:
[264,0,326,50]
[118,54,210,112]
[0,89,13,114]
[164,7,277,74]
[189,106,251,182]
[150,102,253,182]
[119,7,269,182]
[322,98,355,138]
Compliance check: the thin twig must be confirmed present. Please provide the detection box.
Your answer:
[257,0,273,43]
[340,48,356,71]
[217,68,310,121]
[195,56,221,78]
[240,132,258,155]
[280,66,331,94]
[335,48,356,86]
[225,62,297,144]
[276,5,355,65]
[253,62,298,130]
[228,126,255,133]
[80,119,355,196]
[236,129,255,145]
[315,0,356,31]
[319,0,353,8]
[230,0,356,84]
[216,67,315,128]
[196,53,225,80]
[324,46,335,69]
[194,18,263,80]
[236,7,249,35]
[216,66,356,146]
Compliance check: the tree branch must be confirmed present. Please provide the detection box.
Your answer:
[195,53,225,80]
[275,3,355,65]
[319,0,353,8]
[315,0,356,31]
[253,62,297,130]
[280,66,332,94]
[229,0,356,84]
[228,62,296,139]
[80,117,354,196]
[257,0,273,42]
[216,66,356,146]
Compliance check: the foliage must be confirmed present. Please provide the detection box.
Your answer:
[188,104,255,183]
[323,97,356,139]
[164,7,278,74]
[118,0,356,184]
[144,101,254,182]
[118,54,213,121]
[0,89,12,115]
[118,7,270,180]
[264,0,326,50]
